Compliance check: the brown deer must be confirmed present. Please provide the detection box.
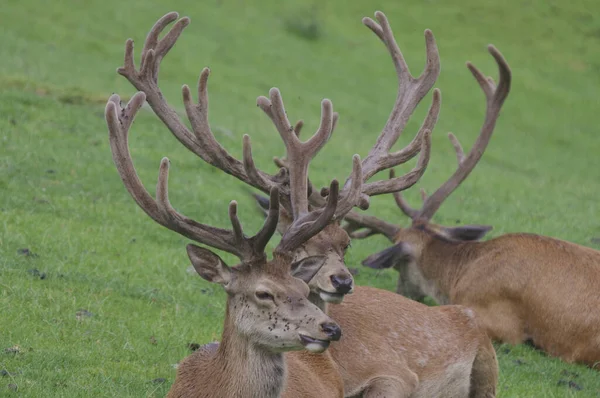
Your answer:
[106,13,347,397]
[347,27,600,369]
[252,11,501,397]
[112,5,433,318]
[255,12,438,312]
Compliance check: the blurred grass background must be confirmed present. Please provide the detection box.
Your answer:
[1,0,599,396]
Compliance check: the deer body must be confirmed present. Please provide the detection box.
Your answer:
[382,229,600,367]
[328,286,497,397]
[282,351,343,398]
[352,47,598,366]
[106,12,350,397]
[251,10,505,396]
[190,284,498,398]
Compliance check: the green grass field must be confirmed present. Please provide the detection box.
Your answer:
[1,0,599,396]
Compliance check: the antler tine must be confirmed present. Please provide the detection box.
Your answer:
[329,12,440,220]
[342,210,400,242]
[257,88,335,219]
[107,92,280,262]
[382,89,441,171]
[156,158,253,255]
[107,93,159,219]
[118,13,285,204]
[271,119,305,169]
[362,129,432,196]
[447,132,465,164]
[228,200,245,247]
[277,180,340,253]
[359,12,440,183]
[159,160,280,261]
[182,69,282,190]
[251,187,281,254]
[107,93,239,256]
[389,169,421,219]
[293,120,304,137]
[333,154,369,218]
[242,134,290,208]
[416,45,512,221]
[182,69,286,194]
[118,13,198,156]
[119,12,188,84]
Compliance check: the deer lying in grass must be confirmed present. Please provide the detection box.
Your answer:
[106,12,347,397]
[252,11,501,397]
[347,30,600,370]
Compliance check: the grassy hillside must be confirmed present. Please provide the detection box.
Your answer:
[1,0,599,396]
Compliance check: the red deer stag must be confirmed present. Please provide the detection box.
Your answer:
[349,29,600,368]
[254,11,501,397]
[253,7,438,312]
[106,12,347,397]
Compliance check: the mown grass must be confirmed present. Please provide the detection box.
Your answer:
[1,0,599,396]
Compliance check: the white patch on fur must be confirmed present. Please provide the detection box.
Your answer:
[304,342,328,353]
[319,291,344,304]
[462,307,476,321]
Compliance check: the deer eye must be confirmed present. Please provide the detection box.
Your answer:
[343,242,351,253]
[255,291,275,301]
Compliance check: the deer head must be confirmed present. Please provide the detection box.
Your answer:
[345,44,512,301]
[253,195,354,304]
[105,12,344,352]
[253,11,439,307]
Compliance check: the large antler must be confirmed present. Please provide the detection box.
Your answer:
[115,12,289,201]
[256,89,341,252]
[394,45,512,221]
[111,12,343,257]
[105,93,280,262]
[257,89,336,219]
[309,11,440,219]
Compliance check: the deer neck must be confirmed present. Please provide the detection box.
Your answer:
[209,303,287,398]
[308,291,329,313]
[421,238,479,302]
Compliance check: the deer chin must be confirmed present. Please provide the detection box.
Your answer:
[298,334,331,353]
[318,289,346,304]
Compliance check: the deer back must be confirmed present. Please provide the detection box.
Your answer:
[328,286,497,397]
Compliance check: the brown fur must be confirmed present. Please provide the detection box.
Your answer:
[254,201,499,396]
[370,226,600,368]
[329,286,497,397]
[179,286,497,398]
[167,253,344,397]
[107,11,347,397]
[168,318,343,398]
[174,344,343,398]
[282,351,344,398]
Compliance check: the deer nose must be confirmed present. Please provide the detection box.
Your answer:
[330,274,353,294]
[320,322,342,341]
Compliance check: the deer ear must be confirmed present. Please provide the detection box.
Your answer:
[362,242,414,269]
[291,256,327,283]
[252,193,293,235]
[253,193,271,216]
[440,225,492,241]
[186,244,232,286]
